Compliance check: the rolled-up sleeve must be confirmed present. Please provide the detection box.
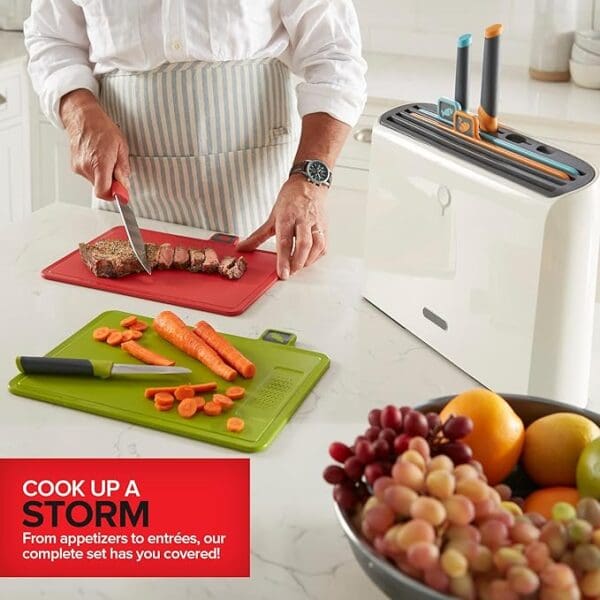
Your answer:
[24,0,98,129]
[281,0,367,127]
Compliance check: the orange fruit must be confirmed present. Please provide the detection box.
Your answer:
[523,487,580,520]
[439,389,524,485]
[522,413,600,487]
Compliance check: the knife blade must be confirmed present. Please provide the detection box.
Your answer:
[16,357,191,379]
[111,180,152,275]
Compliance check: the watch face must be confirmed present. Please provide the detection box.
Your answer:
[307,160,329,183]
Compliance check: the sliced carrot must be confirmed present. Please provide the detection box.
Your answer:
[130,321,148,332]
[121,330,135,342]
[154,401,173,412]
[226,417,245,433]
[121,340,175,367]
[195,396,206,410]
[193,321,256,378]
[203,401,222,416]
[106,331,124,346]
[153,311,236,381]
[177,397,197,419]
[120,315,138,328]
[93,327,111,341]
[174,385,195,401]
[144,382,217,399]
[225,386,245,400]
[213,394,234,411]
[130,329,143,340]
[154,392,175,408]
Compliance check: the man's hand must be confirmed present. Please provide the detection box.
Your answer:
[60,89,130,199]
[237,175,328,279]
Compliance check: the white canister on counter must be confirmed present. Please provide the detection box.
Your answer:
[529,0,577,81]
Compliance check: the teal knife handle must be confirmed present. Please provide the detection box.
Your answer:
[260,329,297,347]
[16,357,113,378]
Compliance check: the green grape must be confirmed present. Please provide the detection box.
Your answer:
[551,501,577,522]
[440,548,468,578]
[410,496,447,527]
[493,547,527,575]
[566,518,593,544]
[449,573,475,600]
[507,565,540,595]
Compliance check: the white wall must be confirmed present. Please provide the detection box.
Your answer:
[354,0,598,67]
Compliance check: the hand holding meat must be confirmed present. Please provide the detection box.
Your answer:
[60,89,130,200]
[237,175,328,280]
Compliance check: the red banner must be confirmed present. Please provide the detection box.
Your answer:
[0,458,249,577]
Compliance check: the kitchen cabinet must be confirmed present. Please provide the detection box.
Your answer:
[37,120,93,210]
[0,56,32,226]
[0,120,29,223]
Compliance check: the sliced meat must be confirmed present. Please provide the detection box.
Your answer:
[145,243,160,270]
[157,243,174,270]
[218,256,248,280]
[79,240,150,278]
[80,240,248,280]
[188,248,205,272]
[201,248,220,273]
[173,246,190,270]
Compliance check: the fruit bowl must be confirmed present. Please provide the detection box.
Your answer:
[335,393,600,600]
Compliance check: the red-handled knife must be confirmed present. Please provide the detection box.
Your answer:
[111,179,152,275]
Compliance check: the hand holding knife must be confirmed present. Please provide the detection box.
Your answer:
[111,179,152,275]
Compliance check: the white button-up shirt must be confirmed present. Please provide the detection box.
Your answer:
[24,0,368,129]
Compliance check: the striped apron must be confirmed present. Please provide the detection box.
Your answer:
[95,58,299,236]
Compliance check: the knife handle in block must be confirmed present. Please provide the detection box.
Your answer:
[479,23,503,133]
[16,357,113,378]
[111,179,129,203]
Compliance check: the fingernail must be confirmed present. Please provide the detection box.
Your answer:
[281,267,290,280]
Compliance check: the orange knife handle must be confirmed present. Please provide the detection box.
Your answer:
[111,179,129,203]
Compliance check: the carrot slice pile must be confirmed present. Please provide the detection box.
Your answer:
[203,401,222,416]
[174,385,195,401]
[120,315,138,328]
[121,340,175,367]
[106,331,123,346]
[194,321,256,378]
[195,396,206,410]
[177,397,197,419]
[225,386,245,400]
[93,327,111,341]
[144,382,217,399]
[154,392,174,411]
[213,394,234,411]
[227,417,245,433]
[153,311,236,381]
[130,321,148,332]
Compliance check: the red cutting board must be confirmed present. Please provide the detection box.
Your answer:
[42,227,278,316]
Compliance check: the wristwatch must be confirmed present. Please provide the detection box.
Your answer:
[289,159,332,187]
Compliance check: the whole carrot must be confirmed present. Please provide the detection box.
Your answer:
[153,311,237,381]
[193,321,256,378]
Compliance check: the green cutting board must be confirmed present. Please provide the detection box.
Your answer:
[8,311,329,452]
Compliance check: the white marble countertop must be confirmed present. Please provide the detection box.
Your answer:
[364,52,600,128]
[2,191,600,600]
[0,194,480,600]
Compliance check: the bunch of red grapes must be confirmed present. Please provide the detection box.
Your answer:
[323,405,474,510]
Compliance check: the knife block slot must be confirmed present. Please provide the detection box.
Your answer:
[537,145,554,154]
[505,133,528,144]
[381,102,595,197]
